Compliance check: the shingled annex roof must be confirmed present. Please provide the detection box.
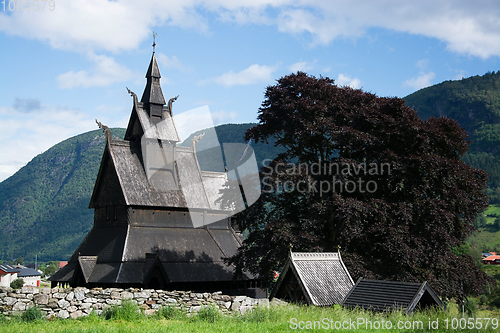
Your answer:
[341,278,444,313]
[270,252,354,306]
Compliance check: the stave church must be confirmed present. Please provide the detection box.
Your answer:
[50,48,263,296]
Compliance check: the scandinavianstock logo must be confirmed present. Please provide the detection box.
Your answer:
[141,105,261,228]
[260,160,391,197]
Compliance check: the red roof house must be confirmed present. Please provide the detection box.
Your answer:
[482,255,500,265]
[0,264,21,287]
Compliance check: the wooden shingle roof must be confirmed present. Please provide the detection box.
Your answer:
[50,215,249,286]
[271,252,354,306]
[342,278,444,313]
[89,141,226,210]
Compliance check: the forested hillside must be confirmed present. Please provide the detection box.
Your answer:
[404,70,500,202]
[1,71,499,262]
[0,129,125,263]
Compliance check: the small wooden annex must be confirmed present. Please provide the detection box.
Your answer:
[270,251,354,306]
[342,278,445,313]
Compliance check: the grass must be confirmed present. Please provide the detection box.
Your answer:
[2,301,500,333]
[21,305,45,322]
[102,300,145,321]
[155,304,183,320]
[195,305,223,323]
[469,227,500,252]
[485,205,500,217]
[467,204,500,252]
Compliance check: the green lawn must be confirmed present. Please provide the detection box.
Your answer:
[485,205,500,217]
[2,302,500,333]
[467,205,500,252]
[469,228,500,252]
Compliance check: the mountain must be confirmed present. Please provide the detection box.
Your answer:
[2,71,500,263]
[0,129,125,263]
[403,70,500,202]
[404,70,500,153]
[0,124,282,263]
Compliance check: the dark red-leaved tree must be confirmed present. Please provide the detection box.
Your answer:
[226,72,492,300]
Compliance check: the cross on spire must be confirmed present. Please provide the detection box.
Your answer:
[152,31,157,53]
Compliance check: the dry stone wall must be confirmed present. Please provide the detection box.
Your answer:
[0,286,272,319]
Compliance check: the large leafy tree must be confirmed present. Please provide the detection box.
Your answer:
[227,72,492,300]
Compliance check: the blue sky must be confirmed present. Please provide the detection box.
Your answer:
[0,0,499,181]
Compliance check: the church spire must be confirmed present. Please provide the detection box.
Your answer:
[141,50,166,118]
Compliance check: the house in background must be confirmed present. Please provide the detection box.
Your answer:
[482,252,496,259]
[483,255,500,265]
[0,264,43,288]
[0,264,21,288]
[18,268,42,287]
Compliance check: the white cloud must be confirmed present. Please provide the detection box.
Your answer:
[0,1,498,58]
[0,0,208,53]
[57,53,135,89]
[404,72,436,90]
[277,7,363,45]
[453,70,468,80]
[416,59,429,70]
[211,110,238,125]
[156,53,193,72]
[289,61,315,73]
[174,105,218,143]
[336,74,362,89]
[0,105,96,182]
[273,1,500,59]
[202,64,277,87]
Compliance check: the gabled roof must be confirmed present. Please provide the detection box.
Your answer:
[91,52,229,211]
[78,256,98,283]
[18,268,42,277]
[125,101,180,142]
[271,252,354,306]
[89,141,227,210]
[342,278,444,313]
[0,264,21,274]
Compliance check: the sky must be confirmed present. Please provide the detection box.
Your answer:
[0,0,499,182]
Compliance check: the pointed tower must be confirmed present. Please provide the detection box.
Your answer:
[49,52,263,296]
[141,53,166,119]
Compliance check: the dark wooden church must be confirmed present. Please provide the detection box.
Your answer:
[50,52,262,296]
